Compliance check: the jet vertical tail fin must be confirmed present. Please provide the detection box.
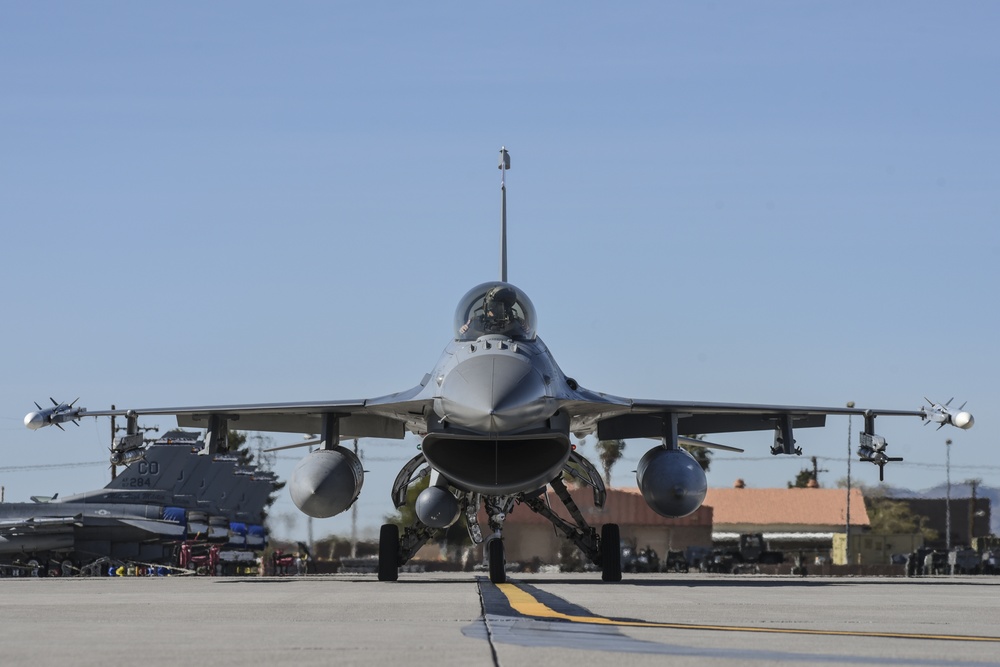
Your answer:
[104,432,204,493]
[499,147,510,282]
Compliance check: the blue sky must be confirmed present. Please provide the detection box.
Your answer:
[2,3,997,542]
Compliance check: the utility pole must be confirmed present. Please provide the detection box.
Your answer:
[810,456,828,485]
[945,438,952,551]
[351,438,360,558]
[110,405,117,480]
[307,443,315,554]
[846,402,854,562]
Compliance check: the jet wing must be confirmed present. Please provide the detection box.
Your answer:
[75,384,432,440]
[563,390,930,440]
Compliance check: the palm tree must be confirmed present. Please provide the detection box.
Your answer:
[681,435,712,472]
[595,438,626,487]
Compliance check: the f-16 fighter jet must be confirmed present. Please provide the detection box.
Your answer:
[26,148,973,583]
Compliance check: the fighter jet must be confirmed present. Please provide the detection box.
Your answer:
[1,430,277,572]
[25,148,974,583]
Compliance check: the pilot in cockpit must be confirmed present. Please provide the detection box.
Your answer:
[459,286,525,337]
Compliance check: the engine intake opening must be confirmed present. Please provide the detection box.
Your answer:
[421,434,570,495]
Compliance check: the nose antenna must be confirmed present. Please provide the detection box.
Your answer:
[499,147,510,282]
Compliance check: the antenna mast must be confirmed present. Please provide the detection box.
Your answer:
[499,146,510,282]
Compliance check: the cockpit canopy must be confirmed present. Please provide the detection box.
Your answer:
[454,282,537,341]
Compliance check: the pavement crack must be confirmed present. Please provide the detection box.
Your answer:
[476,578,503,667]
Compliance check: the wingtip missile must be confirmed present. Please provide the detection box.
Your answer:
[24,399,85,430]
[922,399,974,431]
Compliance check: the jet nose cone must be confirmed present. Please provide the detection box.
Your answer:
[438,353,553,432]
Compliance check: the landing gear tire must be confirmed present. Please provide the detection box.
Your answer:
[378,523,400,582]
[488,538,506,584]
[601,523,622,582]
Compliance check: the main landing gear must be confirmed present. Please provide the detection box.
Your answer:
[377,451,622,583]
[377,515,620,584]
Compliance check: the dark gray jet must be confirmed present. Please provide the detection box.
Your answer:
[64,431,273,528]
[25,148,974,583]
[1,430,276,571]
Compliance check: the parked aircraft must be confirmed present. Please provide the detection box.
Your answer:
[25,148,973,583]
[1,430,276,573]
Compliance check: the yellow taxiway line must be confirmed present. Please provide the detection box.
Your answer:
[496,582,1000,643]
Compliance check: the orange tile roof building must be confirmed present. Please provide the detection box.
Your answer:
[481,483,870,565]
[704,484,870,557]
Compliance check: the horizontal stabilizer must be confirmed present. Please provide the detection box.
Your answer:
[264,438,324,452]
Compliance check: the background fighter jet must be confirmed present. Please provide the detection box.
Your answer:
[1,430,277,574]
[25,149,974,583]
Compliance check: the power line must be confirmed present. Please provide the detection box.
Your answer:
[714,454,1000,472]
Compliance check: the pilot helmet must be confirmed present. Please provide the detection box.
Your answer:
[484,286,517,327]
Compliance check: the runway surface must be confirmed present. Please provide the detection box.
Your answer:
[2,573,999,666]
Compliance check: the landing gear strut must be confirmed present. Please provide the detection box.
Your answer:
[520,456,622,582]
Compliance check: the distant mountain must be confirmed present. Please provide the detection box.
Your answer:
[883,483,999,536]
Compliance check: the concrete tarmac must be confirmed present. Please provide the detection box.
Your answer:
[2,573,999,666]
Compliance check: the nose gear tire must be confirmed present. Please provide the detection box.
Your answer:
[488,538,506,584]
